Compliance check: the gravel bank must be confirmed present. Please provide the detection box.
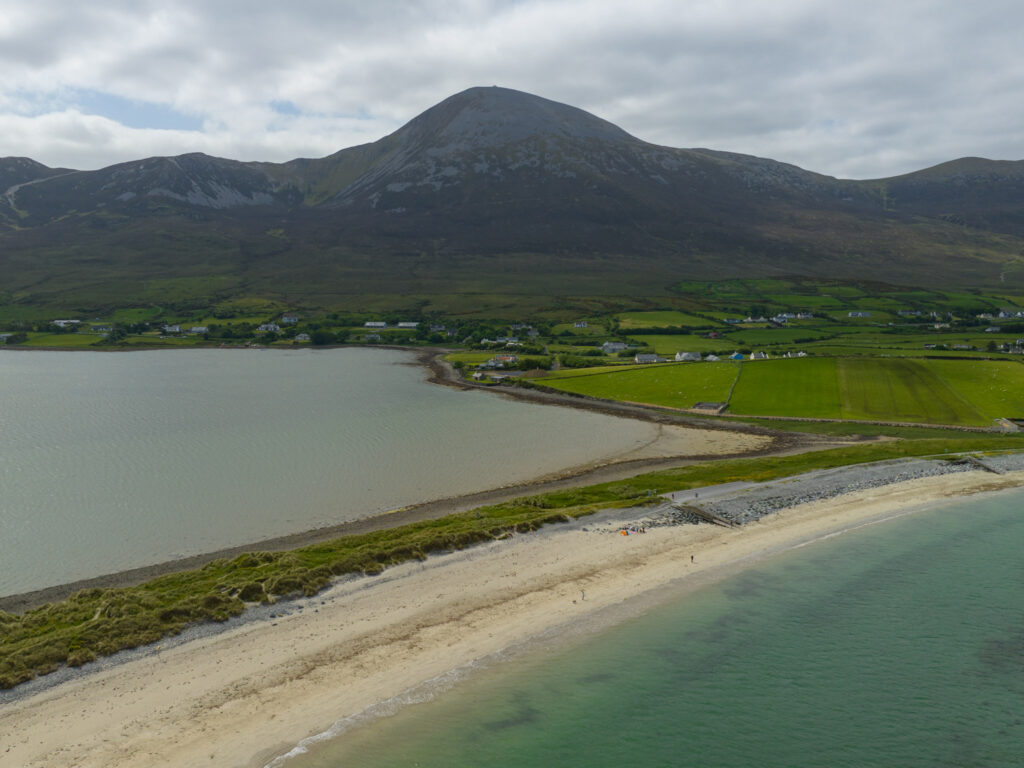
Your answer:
[642,453,1024,528]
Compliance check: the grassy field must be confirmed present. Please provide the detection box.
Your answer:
[626,334,732,355]
[729,358,842,418]
[722,327,834,346]
[727,357,1021,425]
[836,358,988,425]
[537,355,1024,427]
[539,362,739,408]
[616,310,716,329]
[923,360,1024,419]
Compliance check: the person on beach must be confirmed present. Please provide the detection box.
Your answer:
[581,590,585,601]
[691,555,694,563]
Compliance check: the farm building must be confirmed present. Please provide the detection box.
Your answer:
[675,351,701,362]
[634,353,659,364]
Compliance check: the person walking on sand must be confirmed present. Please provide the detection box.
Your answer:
[691,555,694,563]
[581,590,585,601]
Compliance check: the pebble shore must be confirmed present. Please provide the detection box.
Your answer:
[644,453,1024,528]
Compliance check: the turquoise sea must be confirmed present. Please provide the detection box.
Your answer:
[282,488,1024,768]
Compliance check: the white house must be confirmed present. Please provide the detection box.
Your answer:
[295,333,311,341]
[705,354,720,362]
[750,351,769,360]
[574,320,588,328]
[281,314,299,324]
[397,322,419,329]
[634,353,659,364]
[52,319,81,328]
[257,323,281,332]
[188,326,208,334]
[364,321,387,328]
[162,324,182,333]
[602,341,628,354]
[675,351,701,362]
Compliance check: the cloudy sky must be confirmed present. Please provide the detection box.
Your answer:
[1,0,1021,179]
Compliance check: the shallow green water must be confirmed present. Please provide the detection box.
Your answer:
[284,489,1024,768]
[0,348,658,595]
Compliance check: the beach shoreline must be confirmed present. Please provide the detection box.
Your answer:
[0,346,812,612]
[3,463,1023,768]
[0,420,787,613]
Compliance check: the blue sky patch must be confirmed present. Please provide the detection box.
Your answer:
[71,89,203,131]
[270,100,302,116]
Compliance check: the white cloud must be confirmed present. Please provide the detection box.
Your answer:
[0,0,1021,177]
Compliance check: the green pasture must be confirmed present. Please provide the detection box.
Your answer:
[824,310,897,323]
[22,333,107,348]
[543,364,633,378]
[538,361,739,408]
[729,358,842,418]
[835,358,987,424]
[762,294,844,309]
[616,310,715,329]
[923,360,1024,419]
[625,334,732,355]
[727,357,1018,426]
[108,307,163,324]
[723,327,833,346]
[544,355,1024,425]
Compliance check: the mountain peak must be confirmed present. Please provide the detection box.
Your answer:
[396,86,637,149]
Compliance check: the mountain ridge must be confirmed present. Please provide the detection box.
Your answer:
[1,86,1022,309]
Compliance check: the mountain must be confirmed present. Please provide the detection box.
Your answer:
[1,86,1022,311]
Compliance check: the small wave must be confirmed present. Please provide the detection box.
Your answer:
[261,661,484,767]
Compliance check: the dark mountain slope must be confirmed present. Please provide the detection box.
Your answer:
[871,158,1024,236]
[0,86,1022,308]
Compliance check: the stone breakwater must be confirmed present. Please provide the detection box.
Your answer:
[643,454,1024,528]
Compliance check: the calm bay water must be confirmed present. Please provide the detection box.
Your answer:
[0,348,659,596]
[288,488,1024,768]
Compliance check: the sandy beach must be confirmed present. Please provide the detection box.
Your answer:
[3,466,1023,768]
